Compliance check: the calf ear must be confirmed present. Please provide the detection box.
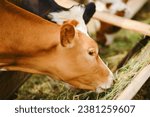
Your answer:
[60,24,75,47]
[83,2,96,24]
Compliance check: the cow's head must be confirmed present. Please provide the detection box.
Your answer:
[47,2,96,34]
[47,20,114,92]
[20,0,96,25]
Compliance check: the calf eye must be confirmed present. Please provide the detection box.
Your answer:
[88,49,95,56]
[89,51,94,56]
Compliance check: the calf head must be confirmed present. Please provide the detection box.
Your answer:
[48,20,114,92]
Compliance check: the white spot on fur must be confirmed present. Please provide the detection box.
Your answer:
[47,5,88,35]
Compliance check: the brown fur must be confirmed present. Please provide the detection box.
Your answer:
[0,0,113,91]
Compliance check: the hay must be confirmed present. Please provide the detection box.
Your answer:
[102,42,150,99]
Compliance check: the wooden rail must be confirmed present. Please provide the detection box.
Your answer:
[93,11,150,36]
[126,0,148,18]
[117,64,150,100]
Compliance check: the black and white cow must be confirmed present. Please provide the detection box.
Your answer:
[20,0,96,35]
[75,0,129,45]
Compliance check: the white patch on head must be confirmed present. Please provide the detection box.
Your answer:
[47,5,88,35]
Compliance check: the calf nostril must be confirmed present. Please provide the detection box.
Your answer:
[113,79,116,84]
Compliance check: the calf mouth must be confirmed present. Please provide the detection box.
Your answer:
[96,72,114,93]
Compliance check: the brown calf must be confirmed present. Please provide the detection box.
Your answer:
[0,0,113,92]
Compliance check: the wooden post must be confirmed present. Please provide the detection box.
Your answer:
[116,64,150,100]
[0,71,31,99]
[126,0,148,18]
